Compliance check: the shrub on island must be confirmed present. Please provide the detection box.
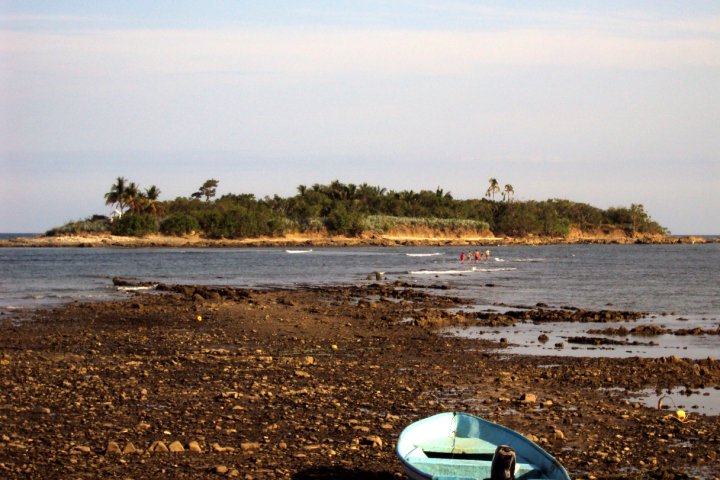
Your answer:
[110,214,158,237]
[46,215,111,236]
[160,213,200,236]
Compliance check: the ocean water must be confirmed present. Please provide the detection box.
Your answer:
[0,233,40,240]
[1,244,718,359]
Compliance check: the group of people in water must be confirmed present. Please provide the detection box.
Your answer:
[460,249,491,263]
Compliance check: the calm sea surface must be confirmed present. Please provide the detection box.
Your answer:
[1,244,718,359]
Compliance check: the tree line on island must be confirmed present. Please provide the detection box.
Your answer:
[47,177,667,239]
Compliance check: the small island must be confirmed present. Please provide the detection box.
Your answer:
[2,178,710,248]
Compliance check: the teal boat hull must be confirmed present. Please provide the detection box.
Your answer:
[396,412,570,480]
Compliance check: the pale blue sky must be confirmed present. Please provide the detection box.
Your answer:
[1,1,719,233]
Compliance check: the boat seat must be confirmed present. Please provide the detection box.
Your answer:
[420,437,499,455]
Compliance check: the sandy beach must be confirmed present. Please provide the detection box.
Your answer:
[1,282,718,479]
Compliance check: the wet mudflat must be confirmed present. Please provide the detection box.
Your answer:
[0,283,718,479]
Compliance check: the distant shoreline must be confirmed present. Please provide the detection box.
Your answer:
[1,231,717,248]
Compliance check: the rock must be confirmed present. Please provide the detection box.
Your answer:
[168,440,185,452]
[188,441,202,452]
[212,443,235,453]
[554,429,565,440]
[538,334,549,343]
[122,442,138,454]
[148,441,169,453]
[214,465,228,474]
[240,442,260,451]
[361,435,383,448]
[70,445,91,454]
[135,421,151,431]
[105,441,122,455]
[520,393,537,403]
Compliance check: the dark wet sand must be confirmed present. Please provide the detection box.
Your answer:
[1,283,718,479]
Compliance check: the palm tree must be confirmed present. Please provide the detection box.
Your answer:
[104,176,128,213]
[503,184,514,202]
[144,185,161,216]
[346,183,357,201]
[486,178,500,201]
[123,182,142,213]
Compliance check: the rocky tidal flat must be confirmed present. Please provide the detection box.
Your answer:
[1,283,719,479]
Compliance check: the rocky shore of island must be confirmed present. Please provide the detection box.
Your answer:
[1,282,718,479]
[1,230,715,248]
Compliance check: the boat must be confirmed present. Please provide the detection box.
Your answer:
[396,412,570,480]
[285,249,313,254]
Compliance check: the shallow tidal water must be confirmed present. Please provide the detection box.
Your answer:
[1,244,718,362]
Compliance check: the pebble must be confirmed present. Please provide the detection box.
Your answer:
[212,443,235,453]
[168,440,185,452]
[520,393,537,403]
[106,441,122,455]
[362,435,383,448]
[122,442,138,454]
[148,441,169,453]
[188,441,202,452]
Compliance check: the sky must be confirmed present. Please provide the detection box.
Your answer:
[1,1,719,234]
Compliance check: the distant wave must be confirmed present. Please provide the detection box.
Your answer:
[116,285,157,291]
[409,269,472,275]
[286,249,313,254]
[409,267,517,275]
[405,253,442,257]
[1,305,25,310]
[494,257,546,263]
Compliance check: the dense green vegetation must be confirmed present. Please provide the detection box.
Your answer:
[47,178,667,238]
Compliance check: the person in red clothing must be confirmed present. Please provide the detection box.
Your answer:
[460,251,465,263]
[474,249,480,263]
